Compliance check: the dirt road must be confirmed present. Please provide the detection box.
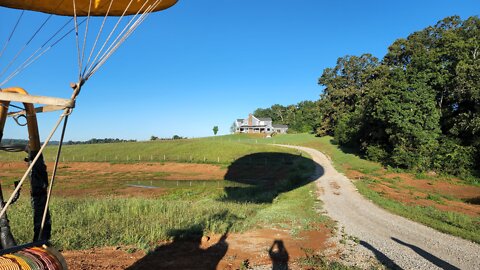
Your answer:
[279,145,480,270]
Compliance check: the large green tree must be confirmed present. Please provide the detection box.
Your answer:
[316,15,479,177]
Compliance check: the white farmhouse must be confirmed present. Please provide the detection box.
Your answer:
[235,114,288,134]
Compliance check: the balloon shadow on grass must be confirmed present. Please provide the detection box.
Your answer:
[221,152,323,203]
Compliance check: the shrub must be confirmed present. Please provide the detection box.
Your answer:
[434,137,476,177]
[365,145,388,162]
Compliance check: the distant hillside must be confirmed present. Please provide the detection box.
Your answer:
[1,139,59,145]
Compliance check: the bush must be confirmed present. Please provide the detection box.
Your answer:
[434,137,476,177]
[365,145,388,162]
[334,114,361,147]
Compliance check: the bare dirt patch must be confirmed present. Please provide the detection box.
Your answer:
[63,226,330,270]
[353,169,480,217]
[0,161,227,197]
[371,183,480,216]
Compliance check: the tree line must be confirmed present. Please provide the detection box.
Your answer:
[255,16,479,178]
[66,138,137,145]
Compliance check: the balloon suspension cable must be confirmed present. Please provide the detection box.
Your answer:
[39,110,70,240]
[0,14,53,80]
[0,112,67,220]
[39,81,81,237]
[82,0,164,81]
[0,11,24,60]
[81,0,138,80]
[0,18,77,88]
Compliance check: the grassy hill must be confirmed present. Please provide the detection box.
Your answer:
[0,136,303,164]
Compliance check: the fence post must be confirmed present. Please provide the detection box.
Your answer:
[217,157,220,163]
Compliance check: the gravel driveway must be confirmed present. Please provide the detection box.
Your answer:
[279,145,480,270]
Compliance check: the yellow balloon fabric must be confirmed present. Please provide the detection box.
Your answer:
[0,0,178,16]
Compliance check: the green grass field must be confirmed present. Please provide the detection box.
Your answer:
[2,136,328,252]
[3,133,477,250]
[0,137,303,164]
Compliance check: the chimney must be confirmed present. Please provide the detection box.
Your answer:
[248,114,253,126]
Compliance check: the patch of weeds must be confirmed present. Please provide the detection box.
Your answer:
[415,173,435,180]
[383,177,402,185]
[298,248,359,270]
[403,185,417,191]
[385,184,400,190]
[125,247,138,253]
[363,178,379,184]
[426,193,444,204]
[239,259,252,270]
[386,166,403,173]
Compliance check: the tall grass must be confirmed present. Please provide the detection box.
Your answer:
[5,146,323,251]
[9,193,257,250]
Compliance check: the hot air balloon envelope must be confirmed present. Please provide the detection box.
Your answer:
[0,0,178,16]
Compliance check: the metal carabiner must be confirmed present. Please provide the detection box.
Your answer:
[13,114,27,126]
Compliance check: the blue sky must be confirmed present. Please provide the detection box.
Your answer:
[1,0,479,141]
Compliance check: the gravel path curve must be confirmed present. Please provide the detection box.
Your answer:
[278,145,480,270]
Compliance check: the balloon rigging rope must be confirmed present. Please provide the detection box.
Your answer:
[81,0,165,81]
[72,0,82,81]
[0,0,165,227]
[78,0,94,79]
[39,114,70,240]
[82,0,115,77]
[0,18,77,88]
[0,110,69,221]
[0,10,24,60]
[79,0,137,80]
[0,14,53,80]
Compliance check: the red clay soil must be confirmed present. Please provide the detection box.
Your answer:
[0,161,226,180]
[61,162,226,180]
[0,161,227,197]
[63,227,331,270]
[347,168,480,217]
[371,183,480,216]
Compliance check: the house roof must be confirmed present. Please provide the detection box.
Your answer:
[236,119,244,122]
[257,117,272,121]
[272,124,288,128]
